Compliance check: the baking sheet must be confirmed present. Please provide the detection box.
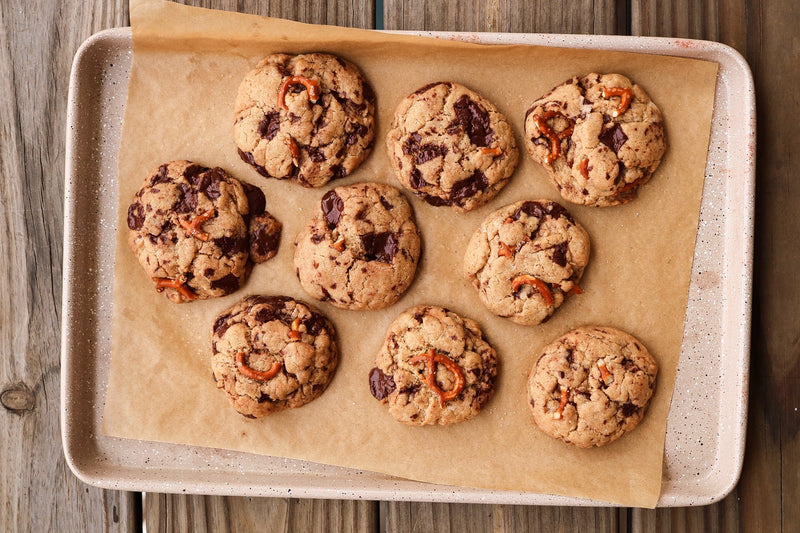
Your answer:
[61,27,753,507]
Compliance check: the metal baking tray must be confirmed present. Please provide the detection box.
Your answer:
[61,27,753,506]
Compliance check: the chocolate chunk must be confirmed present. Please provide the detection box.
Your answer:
[379,196,393,211]
[414,81,444,95]
[237,148,271,178]
[599,123,628,154]
[257,393,274,404]
[173,184,198,213]
[346,123,368,146]
[258,111,281,140]
[421,193,449,207]
[360,232,398,263]
[214,236,247,257]
[306,146,326,163]
[211,273,240,294]
[413,143,446,165]
[449,170,489,205]
[452,95,493,147]
[512,201,546,220]
[250,221,280,258]
[183,163,208,180]
[241,183,266,216]
[552,242,568,268]
[512,200,573,224]
[127,202,145,230]
[150,164,171,185]
[213,313,233,337]
[202,170,225,200]
[409,168,426,190]
[620,402,638,417]
[368,367,396,400]
[310,233,325,244]
[321,190,344,228]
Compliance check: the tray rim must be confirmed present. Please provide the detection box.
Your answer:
[61,26,754,507]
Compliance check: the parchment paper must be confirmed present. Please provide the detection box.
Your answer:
[103,0,719,508]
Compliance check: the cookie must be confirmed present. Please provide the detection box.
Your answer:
[293,182,421,310]
[369,305,497,426]
[127,160,281,303]
[211,295,338,418]
[463,200,590,325]
[386,81,519,212]
[524,73,666,207]
[234,52,375,188]
[527,326,658,447]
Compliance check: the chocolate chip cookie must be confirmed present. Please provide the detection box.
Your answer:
[527,326,658,448]
[211,295,338,418]
[369,305,497,426]
[234,52,375,188]
[524,73,666,207]
[127,160,281,303]
[293,182,421,310]
[386,81,519,212]
[463,200,590,325]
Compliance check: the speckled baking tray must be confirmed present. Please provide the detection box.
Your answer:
[61,27,753,507]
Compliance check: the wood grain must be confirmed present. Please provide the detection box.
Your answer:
[0,0,139,531]
[145,495,377,532]
[383,0,621,34]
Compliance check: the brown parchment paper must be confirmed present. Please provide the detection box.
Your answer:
[103,0,719,508]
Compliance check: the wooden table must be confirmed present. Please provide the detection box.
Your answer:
[1,0,796,530]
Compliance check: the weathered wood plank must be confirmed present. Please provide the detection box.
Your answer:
[382,502,624,532]
[383,0,621,34]
[145,495,377,533]
[0,0,140,530]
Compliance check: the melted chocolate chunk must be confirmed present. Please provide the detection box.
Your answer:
[150,164,171,185]
[414,144,446,165]
[599,123,628,154]
[345,123,368,146]
[620,402,638,417]
[321,190,344,228]
[210,273,240,293]
[511,200,574,223]
[330,165,346,181]
[202,170,225,200]
[214,236,247,257]
[183,163,208,180]
[422,193,449,207]
[409,168,426,190]
[306,146,326,163]
[257,393,274,404]
[449,170,489,204]
[258,111,281,140]
[310,233,325,244]
[451,95,493,147]
[173,184,198,214]
[378,195,393,211]
[360,232,398,263]
[237,149,271,178]
[213,313,233,337]
[127,202,145,230]
[552,242,568,268]
[250,223,280,258]
[303,314,328,336]
[414,81,444,95]
[241,183,266,216]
